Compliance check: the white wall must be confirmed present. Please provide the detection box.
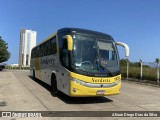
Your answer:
[19,29,37,66]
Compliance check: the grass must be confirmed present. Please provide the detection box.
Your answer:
[121,66,158,81]
[4,65,159,81]
[5,66,30,70]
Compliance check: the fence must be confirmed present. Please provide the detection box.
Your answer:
[120,61,160,83]
[3,61,160,83]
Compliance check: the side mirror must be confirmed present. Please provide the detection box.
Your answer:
[116,42,129,57]
[63,35,73,51]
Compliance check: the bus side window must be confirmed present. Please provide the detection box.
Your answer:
[50,37,57,54]
[41,44,45,56]
[34,48,37,58]
[39,45,42,57]
[44,41,50,56]
[31,49,34,58]
[36,47,40,58]
[61,39,69,67]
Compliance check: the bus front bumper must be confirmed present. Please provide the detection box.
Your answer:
[69,80,121,97]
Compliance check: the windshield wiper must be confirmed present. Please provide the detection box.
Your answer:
[96,60,113,77]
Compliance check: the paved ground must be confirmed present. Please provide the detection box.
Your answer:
[0,70,160,120]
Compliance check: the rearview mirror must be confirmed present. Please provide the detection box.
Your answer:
[116,42,129,57]
[63,35,73,51]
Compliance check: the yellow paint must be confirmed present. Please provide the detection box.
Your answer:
[69,72,121,97]
[34,58,41,79]
[70,71,121,83]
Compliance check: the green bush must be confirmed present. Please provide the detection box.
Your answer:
[5,66,30,70]
[120,66,157,81]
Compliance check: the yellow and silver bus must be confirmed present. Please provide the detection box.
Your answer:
[30,28,129,97]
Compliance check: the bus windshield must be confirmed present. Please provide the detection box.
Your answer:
[71,35,119,76]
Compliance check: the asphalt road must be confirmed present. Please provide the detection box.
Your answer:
[0,70,160,120]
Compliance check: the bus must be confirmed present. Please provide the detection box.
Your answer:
[30,28,129,97]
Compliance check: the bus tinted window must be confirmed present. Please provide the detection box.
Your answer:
[39,45,43,57]
[50,37,57,54]
[31,36,57,58]
[61,39,69,67]
[41,44,45,56]
[37,46,40,57]
[31,49,34,58]
[44,41,50,56]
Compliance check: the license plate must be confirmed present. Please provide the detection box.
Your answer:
[96,90,105,95]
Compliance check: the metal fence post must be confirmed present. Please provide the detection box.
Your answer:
[126,59,129,80]
[157,64,159,83]
[156,58,160,83]
[140,59,143,80]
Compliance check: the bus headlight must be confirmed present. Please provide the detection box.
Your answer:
[70,77,86,86]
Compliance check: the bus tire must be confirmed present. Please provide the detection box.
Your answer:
[51,74,59,95]
[33,69,36,80]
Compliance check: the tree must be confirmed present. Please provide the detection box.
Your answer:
[155,58,160,64]
[120,59,127,66]
[0,36,11,63]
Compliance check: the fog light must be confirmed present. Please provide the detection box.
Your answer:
[73,88,77,93]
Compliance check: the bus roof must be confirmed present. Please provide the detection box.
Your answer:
[32,32,57,50]
[58,28,113,39]
[32,28,113,50]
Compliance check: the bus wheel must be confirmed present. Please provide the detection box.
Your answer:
[33,69,35,80]
[51,74,58,95]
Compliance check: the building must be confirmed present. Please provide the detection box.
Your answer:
[19,29,37,67]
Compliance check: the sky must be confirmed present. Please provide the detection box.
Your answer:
[0,0,160,64]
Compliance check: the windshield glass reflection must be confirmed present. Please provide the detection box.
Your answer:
[71,35,118,76]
